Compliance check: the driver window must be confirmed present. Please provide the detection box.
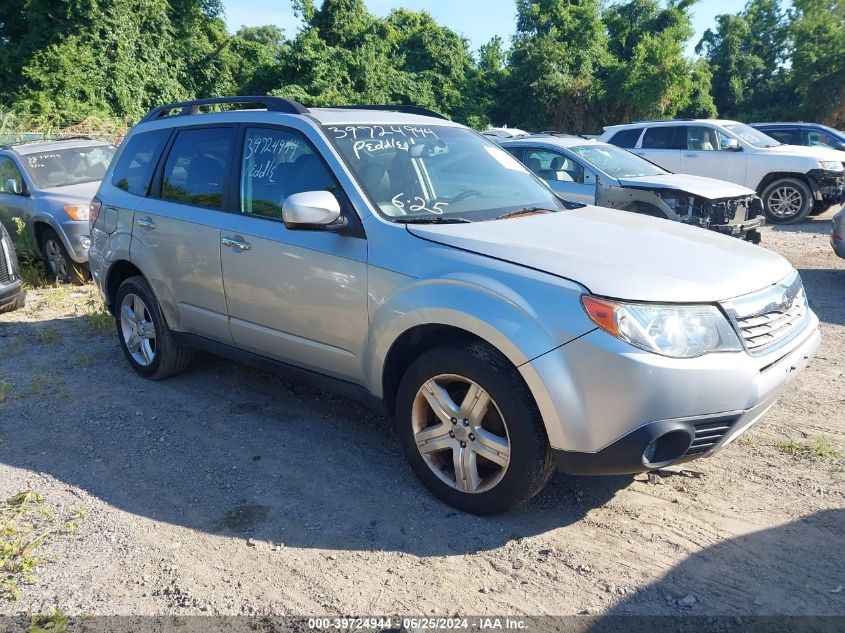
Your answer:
[524,149,584,183]
[806,130,838,148]
[241,127,339,220]
[686,126,723,151]
[0,157,24,193]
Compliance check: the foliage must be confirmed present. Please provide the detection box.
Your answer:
[0,0,842,133]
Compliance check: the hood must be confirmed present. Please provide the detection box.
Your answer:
[618,173,756,199]
[407,207,793,303]
[39,181,101,205]
[760,144,845,162]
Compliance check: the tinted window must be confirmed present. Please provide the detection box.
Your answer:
[241,127,338,220]
[642,126,684,150]
[113,130,170,196]
[0,156,24,194]
[761,128,799,145]
[608,128,642,148]
[524,149,584,183]
[162,128,234,209]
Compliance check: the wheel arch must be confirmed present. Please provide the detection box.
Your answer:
[104,260,145,314]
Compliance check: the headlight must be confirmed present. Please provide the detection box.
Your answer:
[818,160,843,171]
[64,204,90,221]
[581,295,742,358]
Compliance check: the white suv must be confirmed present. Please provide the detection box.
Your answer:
[599,119,845,224]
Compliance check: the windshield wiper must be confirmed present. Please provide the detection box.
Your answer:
[495,207,553,220]
[395,216,472,224]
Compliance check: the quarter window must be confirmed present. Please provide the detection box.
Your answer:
[806,130,839,148]
[0,156,24,194]
[112,129,170,196]
[162,127,234,209]
[641,126,684,150]
[240,127,338,220]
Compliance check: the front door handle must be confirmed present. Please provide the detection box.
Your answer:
[137,217,156,230]
[222,236,252,251]
[683,153,698,158]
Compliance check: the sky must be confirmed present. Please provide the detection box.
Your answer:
[220,0,742,57]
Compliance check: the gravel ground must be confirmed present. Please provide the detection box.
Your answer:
[0,211,843,621]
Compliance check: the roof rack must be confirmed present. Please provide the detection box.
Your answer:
[140,96,309,123]
[324,104,449,121]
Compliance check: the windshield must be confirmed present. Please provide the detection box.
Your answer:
[23,145,116,188]
[324,124,565,222]
[569,144,666,178]
[724,124,780,148]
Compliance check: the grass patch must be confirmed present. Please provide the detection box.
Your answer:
[29,373,66,398]
[32,327,59,344]
[1,490,50,601]
[775,435,844,467]
[1,336,27,356]
[83,299,113,335]
[11,218,50,290]
[0,381,11,402]
[28,607,69,633]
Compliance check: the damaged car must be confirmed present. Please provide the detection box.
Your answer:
[499,134,764,243]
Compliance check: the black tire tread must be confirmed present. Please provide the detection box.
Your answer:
[40,227,90,284]
[761,178,813,225]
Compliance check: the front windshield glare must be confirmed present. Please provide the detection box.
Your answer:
[325,124,564,221]
[724,124,780,148]
[570,144,666,178]
[24,146,117,188]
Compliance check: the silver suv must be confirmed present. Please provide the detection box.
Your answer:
[89,97,821,515]
[0,137,116,282]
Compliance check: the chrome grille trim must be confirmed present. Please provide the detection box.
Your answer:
[723,271,810,356]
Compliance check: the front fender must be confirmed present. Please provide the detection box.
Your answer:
[366,262,595,398]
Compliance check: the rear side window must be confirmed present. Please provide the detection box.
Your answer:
[763,128,799,145]
[805,129,839,148]
[607,128,642,149]
[113,130,170,196]
[641,126,684,150]
[161,127,234,209]
[240,127,339,220]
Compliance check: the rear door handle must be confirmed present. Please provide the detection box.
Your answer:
[222,236,252,251]
[137,217,156,230]
[684,153,698,158]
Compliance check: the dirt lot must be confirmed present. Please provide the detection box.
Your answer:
[0,212,843,621]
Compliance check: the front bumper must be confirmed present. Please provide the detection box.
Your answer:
[807,168,845,204]
[520,311,820,475]
[0,280,26,313]
[711,216,765,242]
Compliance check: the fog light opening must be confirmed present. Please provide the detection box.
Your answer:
[643,430,692,468]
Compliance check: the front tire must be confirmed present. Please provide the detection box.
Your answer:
[395,344,554,515]
[40,228,89,284]
[761,178,813,224]
[114,276,192,380]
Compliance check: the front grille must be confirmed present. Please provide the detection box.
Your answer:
[685,415,740,456]
[725,272,809,355]
[0,238,10,284]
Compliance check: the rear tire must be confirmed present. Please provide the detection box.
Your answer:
[114,275,193,380]
[761,178,813,224]
[811,201,833,216]
[394,343,554,515]
[40,227,89,284]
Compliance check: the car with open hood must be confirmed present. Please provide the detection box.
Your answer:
[499,134,764,243]
[599,119,845,225]
[88,97,820,515]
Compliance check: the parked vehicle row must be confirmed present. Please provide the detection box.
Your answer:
[497,134,764,242]
[598,119,845,224]
[83,97,819,515]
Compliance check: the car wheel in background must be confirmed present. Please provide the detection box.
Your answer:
[395,343,554,515]
[114,275,193,380]
[811,201,832,216]
[761,178,813,224]
[40,228,90,284]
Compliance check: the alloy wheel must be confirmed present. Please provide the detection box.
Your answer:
[44,238,68,279]
[120,293,157,366]
[411,374,510,494]
[768,186,804,219]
